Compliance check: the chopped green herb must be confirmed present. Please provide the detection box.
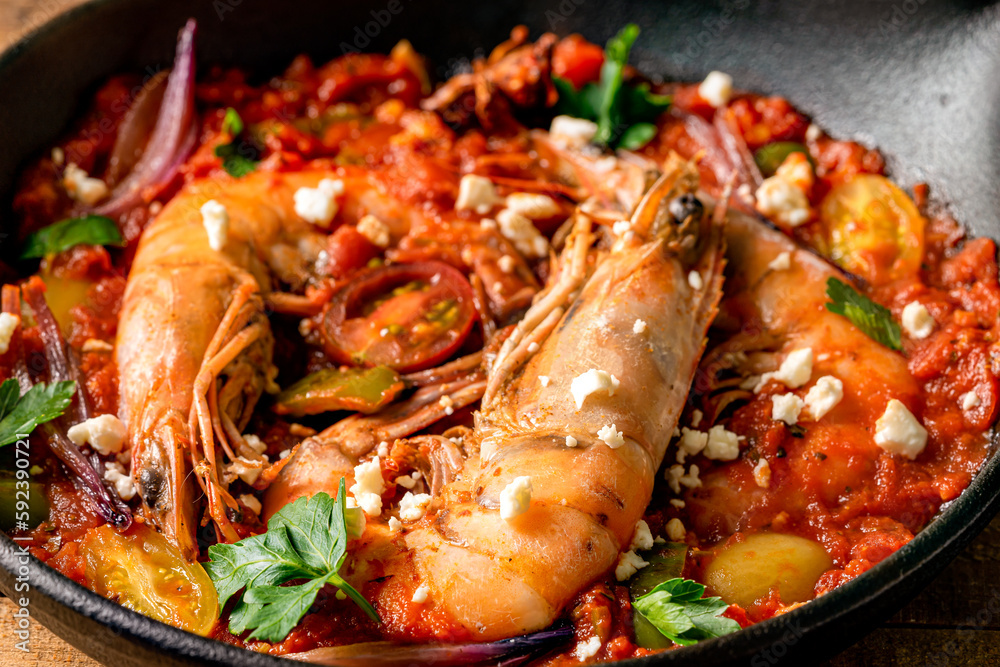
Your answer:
[628,542,688,649]
[214,107,258,178]
[553,24,671,150]
[753,142,812,177]
[825,277,902,351]
[21,215,124,259]
[0,379,77,447]
[633,577,741,647]
[221,107,245,136]
[205,480,377,642]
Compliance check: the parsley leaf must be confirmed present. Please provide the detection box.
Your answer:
[21,215,124,259]
[214,107,258,178]
[553,24,671,150]
[825,277,902,351]
[205,479,377,642]
[633,577,741,646]
[0,379,77,447]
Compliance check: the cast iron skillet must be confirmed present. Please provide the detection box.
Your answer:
[1,0,999,664]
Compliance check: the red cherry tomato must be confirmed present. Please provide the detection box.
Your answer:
[320,261,476,372]
[552,35,605,89]
[324,225,381,278]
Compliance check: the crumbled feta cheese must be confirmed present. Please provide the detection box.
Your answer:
[67,414,128,456]
[756,347,814,392]
[81,338,113,353]
[456,174,503,214]
[688,271,704,290]
[875,399,928,460]
[768,251,792,271]
[679,464,702,489]
[350,457,386,517]
[691,409,704,428]
[679,427,708,457]
[565,435,578,448]
[377,440,390,458]
[200,200,229,251]
[243,434,267,455]
[498,255,516,273]
[505,192,560,220]
[527,342,540,354]
[665,518,687,541]
[356,214,391,248]
[278,449,292,460]
[753,459,772,488]
[902,301,935,340]
[704,425,741,461]
[666,464,684,494]
[439,395,455,416]
[539,375,550,387]
[698,71,733,108]
[670,498,686,509]
[615,549,649,581]
[395,475,417,490]
[755,175,811,227]
[575,636,602,660]
[0,313,20,355]
[497,209,549,258]
[804,376,844,420]
[225,456,265,485]
[293,178,344,227]
[480,217,497,230]
[549,115,598,149]
[411,584,430,604]
[612,220,632,236]
[63,163,108,205]
[388,516,403,532]
[597,424,625,449]
[500,476,533,521]
[771,393,804,425]
[633,319,648,335]
[103,462,136,501]
[240,494,262,515]
[961,391,982,411]
[570,369,620,409]
[630,520,654,551]
[806,123,822,142]
[399,491,432,521]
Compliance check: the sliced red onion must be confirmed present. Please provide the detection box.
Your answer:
[285,626,574,666]
[106,70,169,187]
[96,19,198,218]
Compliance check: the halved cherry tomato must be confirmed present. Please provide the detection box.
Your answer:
[324,224,382,279]
[79,523,219,636]
[320,261,476,372]
[552,34,605,89]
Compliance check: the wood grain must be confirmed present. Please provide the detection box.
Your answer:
[0,0,999,665]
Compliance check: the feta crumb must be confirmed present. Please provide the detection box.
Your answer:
[875,399,928,460]
[350,456,386,517]
[539,375,550,387]
[225,456,265,486]
[633,319,648,335]
[665,518,687,541]
[575,636,602,660]
[804,376,844,420]
[63,163,108,205]
[704,425,740,461]
[395,475,417,490]
[612,220,632,236]
[549,115,598,149]
[565,435,578,448]
[293,178,344,227]
[679,464,702,489]
[377,440,390,458]
[597,424,625,449]
[615,549,649,581]
[456,174,503,214]
[200,200,229,251]
[439,395,455,416]
[755,175,811,227]
[768,251,792,271]
[805,123,822,142]
[67,414,128,456]
[902,301,935,340]
[670,498,686,509]
[498,255,516,273]
[480,217,497,230]
[500,476,533,521]
[388,516,403,532]
[527,341,540,354]
[771,393,805,425]
[243,434,267,456]
[103,462,136,501]
[411,584,430,604]
[666,464,684,493]
[679,427,708,457]
[81,338,113,353]
[691,409,704,428]
[240,494,262,515]
[688,271,704,290]
[0,313,20,354]
[278,449,291,460]
[756,347,814,392]
[630,520,654,551]
[356,214,391,248]
[497,209,549,258]
[570,369,620,409]
[961,391,982,411]
[753,459,772,488]
[399,491,433,521]
[698,71,733,108]
[505,192,560,220]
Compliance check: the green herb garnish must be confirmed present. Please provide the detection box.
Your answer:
[553,24,671,150]
[825,277,902,351]
[214,107,258,178]
[205,480,377,642]
[20,215,124,259]
[633,577,741,646]
[0,379,77,447]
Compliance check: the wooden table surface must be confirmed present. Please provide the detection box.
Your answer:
[1,0,1000,665]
